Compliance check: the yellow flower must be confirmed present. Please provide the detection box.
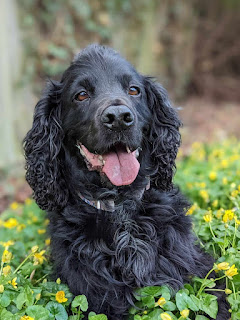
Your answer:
[8,277,17,289]
[33,250,46,265]
[0,240,15,248]
[20,316,34,320]
[199,190,209,202]
[222,177,228,185]
[216,208,224,219]
[44,219,50,226]
[37,229,46,235]
[216,262,230,271]
[180,309,190,318]
[3,265,11,276]
[234,216,240,225]
[55,291,68,303]
[231,190,239,198]
[31,245,39,253]
[212,199,218,208]
[25,198,32,205]
[10,202,19,210]
[0,285,4,293]
[160,313,172,320]
[3,218,18,229]
[222,210,235,223]
[32,216,38,223]
[157,297,166,307]
[203,213,212,223]
[2,250,13,263]
[209,171,217,181]
[225,289,232,294]
[35,293,41,300]
[56,278,61,284]
[45,238,51,246]
[186,203,198,216]
[220,159,228,168]
[225,265,238,279]
[17,224,26,232]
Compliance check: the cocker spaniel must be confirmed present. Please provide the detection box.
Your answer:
[24,45,229,319]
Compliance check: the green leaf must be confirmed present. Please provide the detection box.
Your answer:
[175,290,199,312]
[142,295,155,308]
[46,301,68,320]
[72,294,88,311]
[89,314,108,320]
[0,291,12,308]
[16,292,26,310]
[26,305,54,320]
[162,301,176,311]
[195,316,209,320]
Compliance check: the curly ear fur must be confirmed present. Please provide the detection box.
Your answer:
[144,77,181,190]
[23,81,68,211]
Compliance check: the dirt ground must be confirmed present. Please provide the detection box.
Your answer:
[0,97,239,212]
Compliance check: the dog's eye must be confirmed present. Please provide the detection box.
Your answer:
[128,86,140,96]
[75,91,89,101]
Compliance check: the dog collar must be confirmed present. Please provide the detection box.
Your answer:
[77,178,150,212]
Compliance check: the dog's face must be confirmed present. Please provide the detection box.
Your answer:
[61,46,151,186]
[24,45,181,210]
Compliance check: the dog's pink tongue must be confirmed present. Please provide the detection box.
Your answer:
[102,149,140,186]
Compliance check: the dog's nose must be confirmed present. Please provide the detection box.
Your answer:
[101,105,134,130]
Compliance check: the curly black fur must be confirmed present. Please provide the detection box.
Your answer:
[24,45,229,319]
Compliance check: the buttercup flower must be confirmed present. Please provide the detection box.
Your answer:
[212,199,218,208]
[199,190,209,202]
[2,250,12,263]
[0,240,15,248]
[56,291,68,303]
[3,218,18,229]
[20,316,34,320]
[225,289,232,294]
[225,264,238,279]
[216,262,230,271]
[222,177,228,185]
[222,210,234,223]
[209,171,217,181]
[160,313,172,320]
[33,250,46,265]
[157,297,166,307]
[10,202,19,210]
[0,285,4,293]
[37,229,46,235]
[186,203,198,216]
[3,265,11,276]
[203,213,212,223]
[231,190,239,198]
[8,277,17,289]
[180,309,190,318]
[45,238,51,246]
[25,198,32,205]
[31,245,39,253]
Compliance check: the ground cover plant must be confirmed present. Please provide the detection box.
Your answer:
[0,138,239,320]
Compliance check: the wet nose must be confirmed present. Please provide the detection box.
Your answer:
[101,105,134,131]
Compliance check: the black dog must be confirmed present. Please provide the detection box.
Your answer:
[24,45,229,319]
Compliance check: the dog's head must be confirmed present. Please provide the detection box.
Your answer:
[24,44,181,211]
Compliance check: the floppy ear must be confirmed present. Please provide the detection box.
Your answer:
[23,80,68,211]
[144,77,181,191]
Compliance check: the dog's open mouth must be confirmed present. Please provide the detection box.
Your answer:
[76,142,140,186]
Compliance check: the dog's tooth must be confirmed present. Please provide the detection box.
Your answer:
[135,149,139,158]
[126,146,131,154]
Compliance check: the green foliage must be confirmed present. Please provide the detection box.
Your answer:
[0,138,239,319]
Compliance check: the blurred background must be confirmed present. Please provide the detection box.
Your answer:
[0,0,239,210]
